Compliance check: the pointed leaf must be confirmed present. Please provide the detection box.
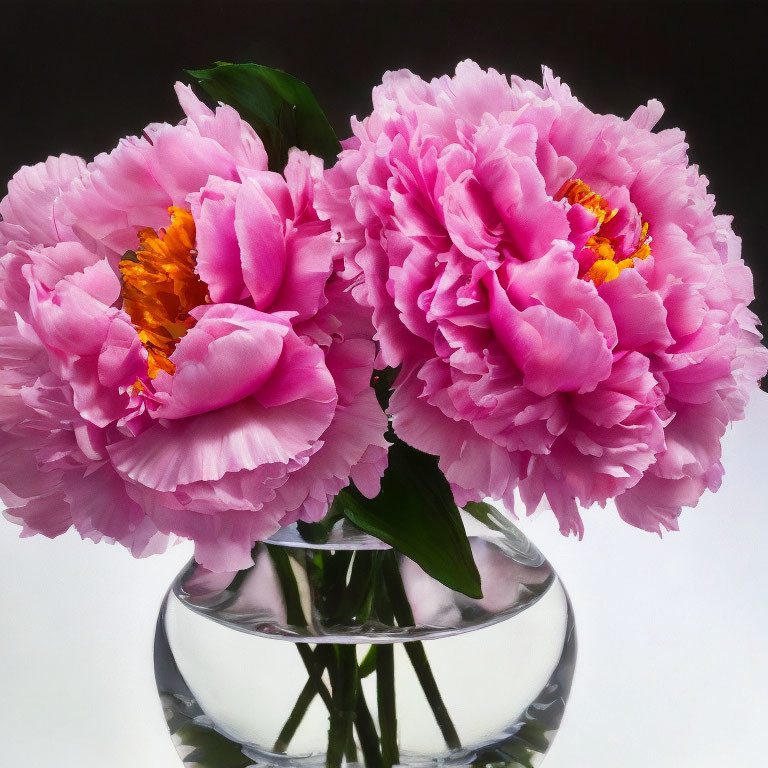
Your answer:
[336,439,482,599]
[187,62,341,171]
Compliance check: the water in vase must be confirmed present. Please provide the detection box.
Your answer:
[155,518,576,768]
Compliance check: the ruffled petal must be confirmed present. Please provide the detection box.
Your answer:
[235,175,288,310]
[190,176,248,303]
[151,304,290,420]
[0,154,86,248]
[108,394,334,492]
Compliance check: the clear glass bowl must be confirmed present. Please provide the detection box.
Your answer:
[155,513,576,768]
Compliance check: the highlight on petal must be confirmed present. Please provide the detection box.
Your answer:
[235,175,288,309]
[189,176,247,303]
[110,390,336,492]
[151,304,291,420]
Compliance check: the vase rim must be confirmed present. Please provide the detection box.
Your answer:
[264,519,393,551]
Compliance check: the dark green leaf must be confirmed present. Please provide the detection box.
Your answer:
[464,500,507,530]
[371,366,401,411]
[174,722,253,768]
[296,501,344,544]
[187,62,341,171]
[335,439,482,599]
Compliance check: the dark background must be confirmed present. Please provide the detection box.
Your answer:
[2,0,766,357]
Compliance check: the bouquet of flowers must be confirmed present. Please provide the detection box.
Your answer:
[1,61,766,768]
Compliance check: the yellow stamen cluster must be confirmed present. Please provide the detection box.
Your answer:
[558,179,618,228]
[119,207,209,379]
[556,179,651,287]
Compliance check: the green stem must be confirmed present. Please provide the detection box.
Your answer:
[297,645,333,710]
[376,644,399,766]
[269,545,411,767]
[315,549,354,620]
[266,544,308,627]
[354,684,385,768]
[334,549,377,624]
[382,552,461,751]
[358,645,378,678]
[405,642,461,746]
[267,545,334,712]
[273,676,317,753]
[345,726,359,765]
[318,550,374,768]
[326,645,358,768]
[342,649,359,764]
[375,578,399,768]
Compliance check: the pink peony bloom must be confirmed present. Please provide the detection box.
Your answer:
[317,61,768,535]
[0,84,388,571]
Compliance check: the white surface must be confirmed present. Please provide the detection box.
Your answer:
[1,392,767,768]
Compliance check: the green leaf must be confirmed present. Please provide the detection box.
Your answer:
[174,722,253,767]
[464,500,512,533]
[187,62,341,172]
[371,366,401,411]
[296,501,344,544]
[335,439,482,599]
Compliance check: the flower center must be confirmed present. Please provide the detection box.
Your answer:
[556,179,652,287]
[119,207,209,379]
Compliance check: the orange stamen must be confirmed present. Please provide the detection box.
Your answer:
[556,179,652,286]
[119,207,209,379]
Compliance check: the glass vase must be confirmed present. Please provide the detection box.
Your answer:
[154,511,576,768]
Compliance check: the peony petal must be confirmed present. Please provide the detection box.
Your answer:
[486,269,612,396]
[1,491,73,539]
[152,304,290,420]
[190,176,248,303]
[267,383,389,523]
[0,154,86,248]
[108,394,335,492]
[174,82,269,171]
[254,331,337,410]
[235,175,288,310]
[598,268,673,352]
[268,221,334,321]
[65,462,167,557]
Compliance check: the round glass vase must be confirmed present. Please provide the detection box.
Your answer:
[154,512,576,768]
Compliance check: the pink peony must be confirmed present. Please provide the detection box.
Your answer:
[0,84,388,571]
[318,61,768,535]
